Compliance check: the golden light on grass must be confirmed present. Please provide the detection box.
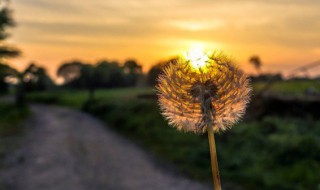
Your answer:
[157,49,251,190]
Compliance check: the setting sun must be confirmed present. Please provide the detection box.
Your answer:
[184,47,209,70]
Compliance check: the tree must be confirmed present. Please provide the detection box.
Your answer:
[147,58,177,86]
[0,1,20,94]
[80,64,96,101]
[6,63,53,106]
[23,63,54,92]
[58,61,95,100]
[95,60,125,88]
[57,61,84,85]
[57,60,128,101]
[249,55,262,74]
[0,5,20,58]
[0,62,15,93]
[123,59,142,86]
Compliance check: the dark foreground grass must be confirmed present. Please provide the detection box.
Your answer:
[0,103,30,168]
[28,88,320,190]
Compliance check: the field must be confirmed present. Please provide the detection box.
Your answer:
[27,80,320,107]
[26,80,320,190]
[27,88,154,109]
[253,80,320,95]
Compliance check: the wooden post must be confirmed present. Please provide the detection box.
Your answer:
[207,126,222,190]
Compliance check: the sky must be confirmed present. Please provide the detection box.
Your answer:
[6,0,320,79]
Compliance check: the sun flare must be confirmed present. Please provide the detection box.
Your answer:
[184,47,209,69]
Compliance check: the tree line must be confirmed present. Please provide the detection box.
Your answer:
[1,57,173,106]
[1,58,172,89]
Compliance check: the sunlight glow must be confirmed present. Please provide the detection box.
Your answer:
[169,19,225,31]
[184,46,209,70]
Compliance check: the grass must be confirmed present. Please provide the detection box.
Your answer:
[253,80,320,95]
[0,103,30,168]
[27,83,320,190]
[27,88,154,109]
[85,97,320,190]
[27,80,320,107]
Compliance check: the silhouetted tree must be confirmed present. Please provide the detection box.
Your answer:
[95,60,125,88]
[249,55,262,74]
[80,64,96,101]
[123,59,142,86]
[0,1,20,94]
[1,68,28,107]
[6,63,53,106]
[0,4,20,60]
[147,58,177,86]
[0,62,15,93]
[57,60,126,100]
[57,61,84,85]
[23,63,54,92]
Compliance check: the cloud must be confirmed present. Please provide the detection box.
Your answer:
[14,0,84,13]
[10,0,320,76]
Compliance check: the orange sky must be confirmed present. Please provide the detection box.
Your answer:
[7,0,320,80]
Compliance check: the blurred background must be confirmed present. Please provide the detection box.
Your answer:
[0,0,319,189]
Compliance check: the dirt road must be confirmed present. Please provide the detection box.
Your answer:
[0,105,210,190]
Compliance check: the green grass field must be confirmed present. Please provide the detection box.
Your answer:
[27,80,320,108]
[253,80,320,95]
[26,83,320,190]
[27,88,154,108]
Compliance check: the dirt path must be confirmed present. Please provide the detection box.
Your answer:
[0,105,210,190]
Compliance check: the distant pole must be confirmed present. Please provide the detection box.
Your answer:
[15,74,26,107]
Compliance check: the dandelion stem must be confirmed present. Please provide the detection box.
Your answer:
[207,126,222,190]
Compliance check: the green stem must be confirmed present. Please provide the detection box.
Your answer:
[207,126,222,190]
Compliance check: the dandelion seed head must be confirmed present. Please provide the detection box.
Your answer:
[157,51,251,134]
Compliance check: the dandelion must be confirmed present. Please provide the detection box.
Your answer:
[157,50,251,190]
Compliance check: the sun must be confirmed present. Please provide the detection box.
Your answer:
[184,46,209,70]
